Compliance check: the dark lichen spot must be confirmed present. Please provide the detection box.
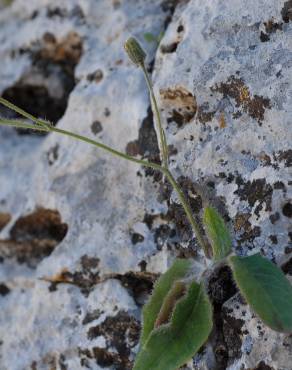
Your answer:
[269,212,280,224]
[260,18,283,42]
[104,108,111,117]
[260,31,270,42]
[47,144,59,165]
[115,271,157,306]
[160,42,179,53]
[58,354,68,370]
[47,7,67,18]
[253,361,275,370]
[0,208,67,267]
[264,18,283,33]
[234,212,262,246]
[275,149,292,167]
[177,24,184,33]
[160,87,197,128]
[167,109,186,127]
[234,177,273,217]
[154,224,176,250]
[143,177,208,253]
[93,347,123,368]
[264,19,283,33]
[46,256,100,295]
[87,69,103,83]
[91,121,103,135]
[126,107,160,161]
[282,202,292,218]
[131,232,144,245]
[269,235,278,244]
[212,76,271,124]
[0,213,11,231]
[30,352,59,369]
[87,311,140,369]
[10,208,67,242]
[142,213,158,230]
[282,257,292,275]
[273,181,286,191]
[168,144,178,157]
[126,107,161,181]
[1,32,83,133]
[0,283,10,296]
[282,0,292,23]
[82,309,103,325]
[139,260,147,272]
[197,102,215,124]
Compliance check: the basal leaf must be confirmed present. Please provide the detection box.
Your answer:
[154,280,186,328]
[134,281,213,370]
[140,259,192,346]
[229,253,292,333]
[203,206,232,261]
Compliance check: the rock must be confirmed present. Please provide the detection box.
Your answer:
[0,0,291,369]
[0,0,171,369]
[153,0,292,368]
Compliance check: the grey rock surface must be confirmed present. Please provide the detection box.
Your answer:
[0,0,291,369]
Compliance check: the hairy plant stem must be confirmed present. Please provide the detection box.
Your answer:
[0,117,161,170]
[0,97,48,129]
[0,96,209,257]
[141,63,169,168]
[163,169,210,257]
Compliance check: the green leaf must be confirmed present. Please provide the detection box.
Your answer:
[203,206,232,261]
[143,32,157,43]
[229,253,292,333]
[134,281,213,370]
[140,259,192,346]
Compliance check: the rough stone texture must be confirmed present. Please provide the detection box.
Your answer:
[0,0,291,369]
[153,0,292,369]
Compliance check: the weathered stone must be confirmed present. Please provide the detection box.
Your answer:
[0,0,291,369]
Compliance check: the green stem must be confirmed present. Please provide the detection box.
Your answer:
[141,64,168,168]
[51,126,163,171]
[0,97,49,129]
[164,169,210,257]
[0,118,49,132]
[0,116,209,257]
[0,118,162,171]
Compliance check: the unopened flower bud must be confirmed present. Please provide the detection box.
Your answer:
[124,37,146,67]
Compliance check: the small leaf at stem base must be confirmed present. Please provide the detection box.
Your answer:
[203,206,232,261]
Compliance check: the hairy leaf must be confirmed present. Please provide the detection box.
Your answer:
[229,253,292,333]
[134,281,213,370]
[141,259,192,346]
[203,206,232,261]
[154,280,186,328]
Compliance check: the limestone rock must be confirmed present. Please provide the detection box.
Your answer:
[0,0,291,369]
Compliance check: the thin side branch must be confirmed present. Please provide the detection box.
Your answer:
[0,97,49,129]
[0,118,163,171]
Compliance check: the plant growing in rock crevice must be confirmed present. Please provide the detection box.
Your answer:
[1,37,292,370]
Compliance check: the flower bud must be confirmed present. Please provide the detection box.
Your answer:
[124,37,146,66]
